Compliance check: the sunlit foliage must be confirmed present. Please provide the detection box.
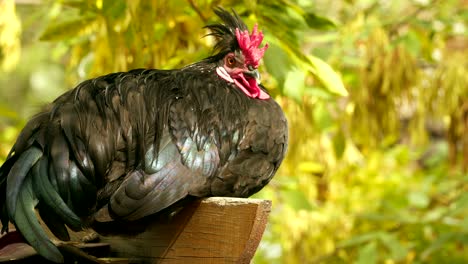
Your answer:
[0,0,466,263]
[0,0,21,72]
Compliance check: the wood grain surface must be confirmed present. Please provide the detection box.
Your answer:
[0,197,272,264]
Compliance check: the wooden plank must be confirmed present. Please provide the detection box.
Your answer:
[1,198,271,263]
[93,197,271,264]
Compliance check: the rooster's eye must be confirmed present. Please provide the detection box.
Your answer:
[226,56,236,67]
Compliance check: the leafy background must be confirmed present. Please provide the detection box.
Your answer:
[0,0,467,263]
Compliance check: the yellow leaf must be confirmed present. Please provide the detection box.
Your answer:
[308,55,348,96]
[298,161,324,174]
[40,14,97,41]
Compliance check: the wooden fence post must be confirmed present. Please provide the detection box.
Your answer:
[0,197,272,263]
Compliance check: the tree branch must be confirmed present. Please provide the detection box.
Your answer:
[187,0,207,23]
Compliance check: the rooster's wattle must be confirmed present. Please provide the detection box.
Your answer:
[0,8,287,262]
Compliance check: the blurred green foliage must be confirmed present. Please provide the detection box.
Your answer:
[0,0,467,263]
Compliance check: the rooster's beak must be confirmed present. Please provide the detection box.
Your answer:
[244,66,261,84]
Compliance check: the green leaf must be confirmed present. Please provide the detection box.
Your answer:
[333,130,346,159]
[313,102,334,131]
[282,189,314,211]
[449,193,468,217]
[408,191,430,209]
[153,23,168,41]
[356,241,378,264]
[283,68,306,101]
[0,105,19,119]
[103,0,127,20]
[308,55,348,96]
[0,126,20,142]
[40,13,97,41]
[272,1,335,30]
[396,30,421,56]
[62,0,90,9]
[303,11,336,30]
[423,207,447,222]
[263,42,293,87]
[304,86,334,100]
[338,232,383,248]
[462,218,468,232]
[379,233,408,261]
[421,233,458,260]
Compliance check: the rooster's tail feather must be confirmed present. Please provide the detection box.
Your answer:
[2,147,64,262]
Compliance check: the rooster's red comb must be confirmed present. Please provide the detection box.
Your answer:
[235,24,269,68]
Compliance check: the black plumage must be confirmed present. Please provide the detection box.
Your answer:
[0,8,287,262]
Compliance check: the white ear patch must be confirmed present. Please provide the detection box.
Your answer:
[216,67,234,83]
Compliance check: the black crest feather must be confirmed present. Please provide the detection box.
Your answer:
[204,8,248,55]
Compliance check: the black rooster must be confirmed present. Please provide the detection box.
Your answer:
[0,8,287,262]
